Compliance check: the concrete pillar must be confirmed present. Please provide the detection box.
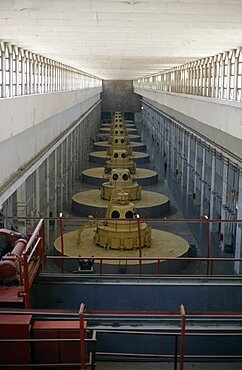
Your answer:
[226,56,231,100]
[186,134,191,194]
[60,143,64,209]
[234,172,242,274]
[1,196,13,229]
[175,126,179,174]
[20,50,25,95]
[8,45,13,98]
[181,130,185,187]
[233,53,239,101]
[171,123,176,173]
[26,52,30,95]
[220,58,225,99]
[215,59,220,98]
[45,157,50,245]
[35,167,40,216]
[72,130,76,179]
[162,118,166,159]
[207,61,212,97]
[220,158,229,251]
[211,59,216,98]
[1,44,6,98]
[16,182,27,234]
[54,149,58,215]
[65,138,69,203]
[193,139,198,199]
[29,53,33,95]
[200,145,206,217]
[209,149,216,232]
[74,128,79,179]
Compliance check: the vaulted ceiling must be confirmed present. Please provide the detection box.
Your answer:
[0,0,242,79]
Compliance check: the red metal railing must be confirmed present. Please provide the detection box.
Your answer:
[81,304,242,370]
[179,304,186,370]
[4,214,242,307]
[22,218,45,309]
[2,305,242,368]
[79,302,87,370]
[47,213,242,277]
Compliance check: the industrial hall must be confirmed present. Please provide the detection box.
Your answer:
[0,0,242,369]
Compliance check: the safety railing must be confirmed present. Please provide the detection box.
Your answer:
[2,213,242,308]
[22,218,45,308]
[1,304,242,368]
[80,304,242,370]
[50,213,242,277]
[0,304,96,370]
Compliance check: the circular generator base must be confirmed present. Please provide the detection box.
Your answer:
[97,134,142,142]
[81,167,158,186]
[72,189,169,217]
[89,151,150,165]
[99,127,138,135]
[101,123,135,128]
[93,141,146,152]
[54,228,189,274]
[99,127,139,135]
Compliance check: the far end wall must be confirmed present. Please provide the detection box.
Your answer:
[102,80,141,113]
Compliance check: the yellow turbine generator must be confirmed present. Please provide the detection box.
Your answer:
[56,189,189,273]
[111,115,125,127]
[113,111,123,119]
[107,136,133,157]
[104,149,136,174]
[108,127,128,140]
[101,168,141,201]
[94,190,151,250]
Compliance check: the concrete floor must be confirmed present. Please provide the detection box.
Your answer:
[96,362,242,370]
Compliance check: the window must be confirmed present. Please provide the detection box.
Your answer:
[134,47,242,103]
[0,41,101,98]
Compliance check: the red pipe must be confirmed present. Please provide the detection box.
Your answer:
[0,228,23,244]
[0,238,27,279]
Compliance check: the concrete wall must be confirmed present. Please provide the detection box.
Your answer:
[31,279,242,312]
[135,88,242,160]
[0,87,102,191]
[102,80,141,112]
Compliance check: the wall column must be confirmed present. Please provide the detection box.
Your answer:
[209,149,216,231]
[220,158,229,251]
[234,172,242,274]
[186,134,191,194]
[45,157,50,245]
[65,138,70,204]
[181,130,185,187]
[16,182,27,233]
[193,139,198,199]
[54,149,58,215]
[200,146,206,216]
[60,143,64,210]
[35,168,40,216]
